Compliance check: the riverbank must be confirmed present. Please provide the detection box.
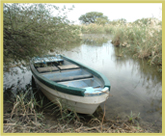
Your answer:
[3,100,152,133]
[3,86,160,133]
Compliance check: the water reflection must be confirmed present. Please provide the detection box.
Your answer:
[3,66,32,101]
[81,34,112,46]
[3,35,162,132]
[62,38,162,132]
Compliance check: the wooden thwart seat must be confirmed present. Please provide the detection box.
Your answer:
[58,64,79,70]
[53,74,93,82]
[37,66,59,73]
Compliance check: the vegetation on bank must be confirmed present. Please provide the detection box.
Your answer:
[80,18,162,72]
[3,4,161,72]
[4,82,151,133]
[3,4,162,133]
[112,18,162,72]
[3,3,81,70]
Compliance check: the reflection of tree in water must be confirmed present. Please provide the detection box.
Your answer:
[4,79,31,102]
[82,39,109,46]
[147,97,162,114]
[3,66,32,100]
[112,46,162,116]
[49,42,82,56]
[81,34,112,46]
[113,46,161,85]
[3,42,82,102]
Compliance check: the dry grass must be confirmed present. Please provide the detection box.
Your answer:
[3,91,151,133]
[3,114,149,133]
[3,82,157,133]
[4,110,149,133]
[111,18,162,72]
[80,18,162,72]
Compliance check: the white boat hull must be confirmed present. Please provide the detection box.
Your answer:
[34,76,109,114]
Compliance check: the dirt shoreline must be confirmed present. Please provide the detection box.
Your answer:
[3,101,160,133]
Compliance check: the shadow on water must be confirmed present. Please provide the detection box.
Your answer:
[3,69,105,127]
[3,34,162,132]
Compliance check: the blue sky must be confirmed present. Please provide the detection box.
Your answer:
[53,3,162,24]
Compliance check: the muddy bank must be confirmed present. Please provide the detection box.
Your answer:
[3,99,158,133]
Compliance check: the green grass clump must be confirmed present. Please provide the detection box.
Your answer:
[127,111,141,124]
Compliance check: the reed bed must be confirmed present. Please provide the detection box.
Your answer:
[111,18,162,72]
[80,18,162,72]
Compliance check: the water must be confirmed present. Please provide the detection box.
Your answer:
[62,40,162,132]
[3,36,162,132]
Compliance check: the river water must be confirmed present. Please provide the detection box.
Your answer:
[3,35,162,132]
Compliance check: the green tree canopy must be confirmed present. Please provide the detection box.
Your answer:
[3,3,81,69]
[79,12,108,24]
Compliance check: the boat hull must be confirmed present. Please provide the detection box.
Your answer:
[33,76,109,114]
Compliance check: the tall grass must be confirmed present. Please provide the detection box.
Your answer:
[80,18,162,72]
[10,87,44,124]
[43,98,82,124]
[111,18,162,71]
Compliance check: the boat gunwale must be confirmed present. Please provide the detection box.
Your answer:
[30,55,111,97]
[62,55,111,90]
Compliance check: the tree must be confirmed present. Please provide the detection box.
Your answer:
[95,18,108,25]
[119,18,127,24]
[3,3,81,69]
[79,12,108,24]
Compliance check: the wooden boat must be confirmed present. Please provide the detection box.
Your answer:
[30,55,111,114]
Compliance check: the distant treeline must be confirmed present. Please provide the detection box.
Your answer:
[3,4,162,72]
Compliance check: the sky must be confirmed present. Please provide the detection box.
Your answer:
[53,3,162,24]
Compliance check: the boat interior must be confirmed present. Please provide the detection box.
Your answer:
[33,56,104,92]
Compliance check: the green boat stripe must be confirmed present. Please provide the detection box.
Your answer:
[62,56,111,90]
[30,55,111,97]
